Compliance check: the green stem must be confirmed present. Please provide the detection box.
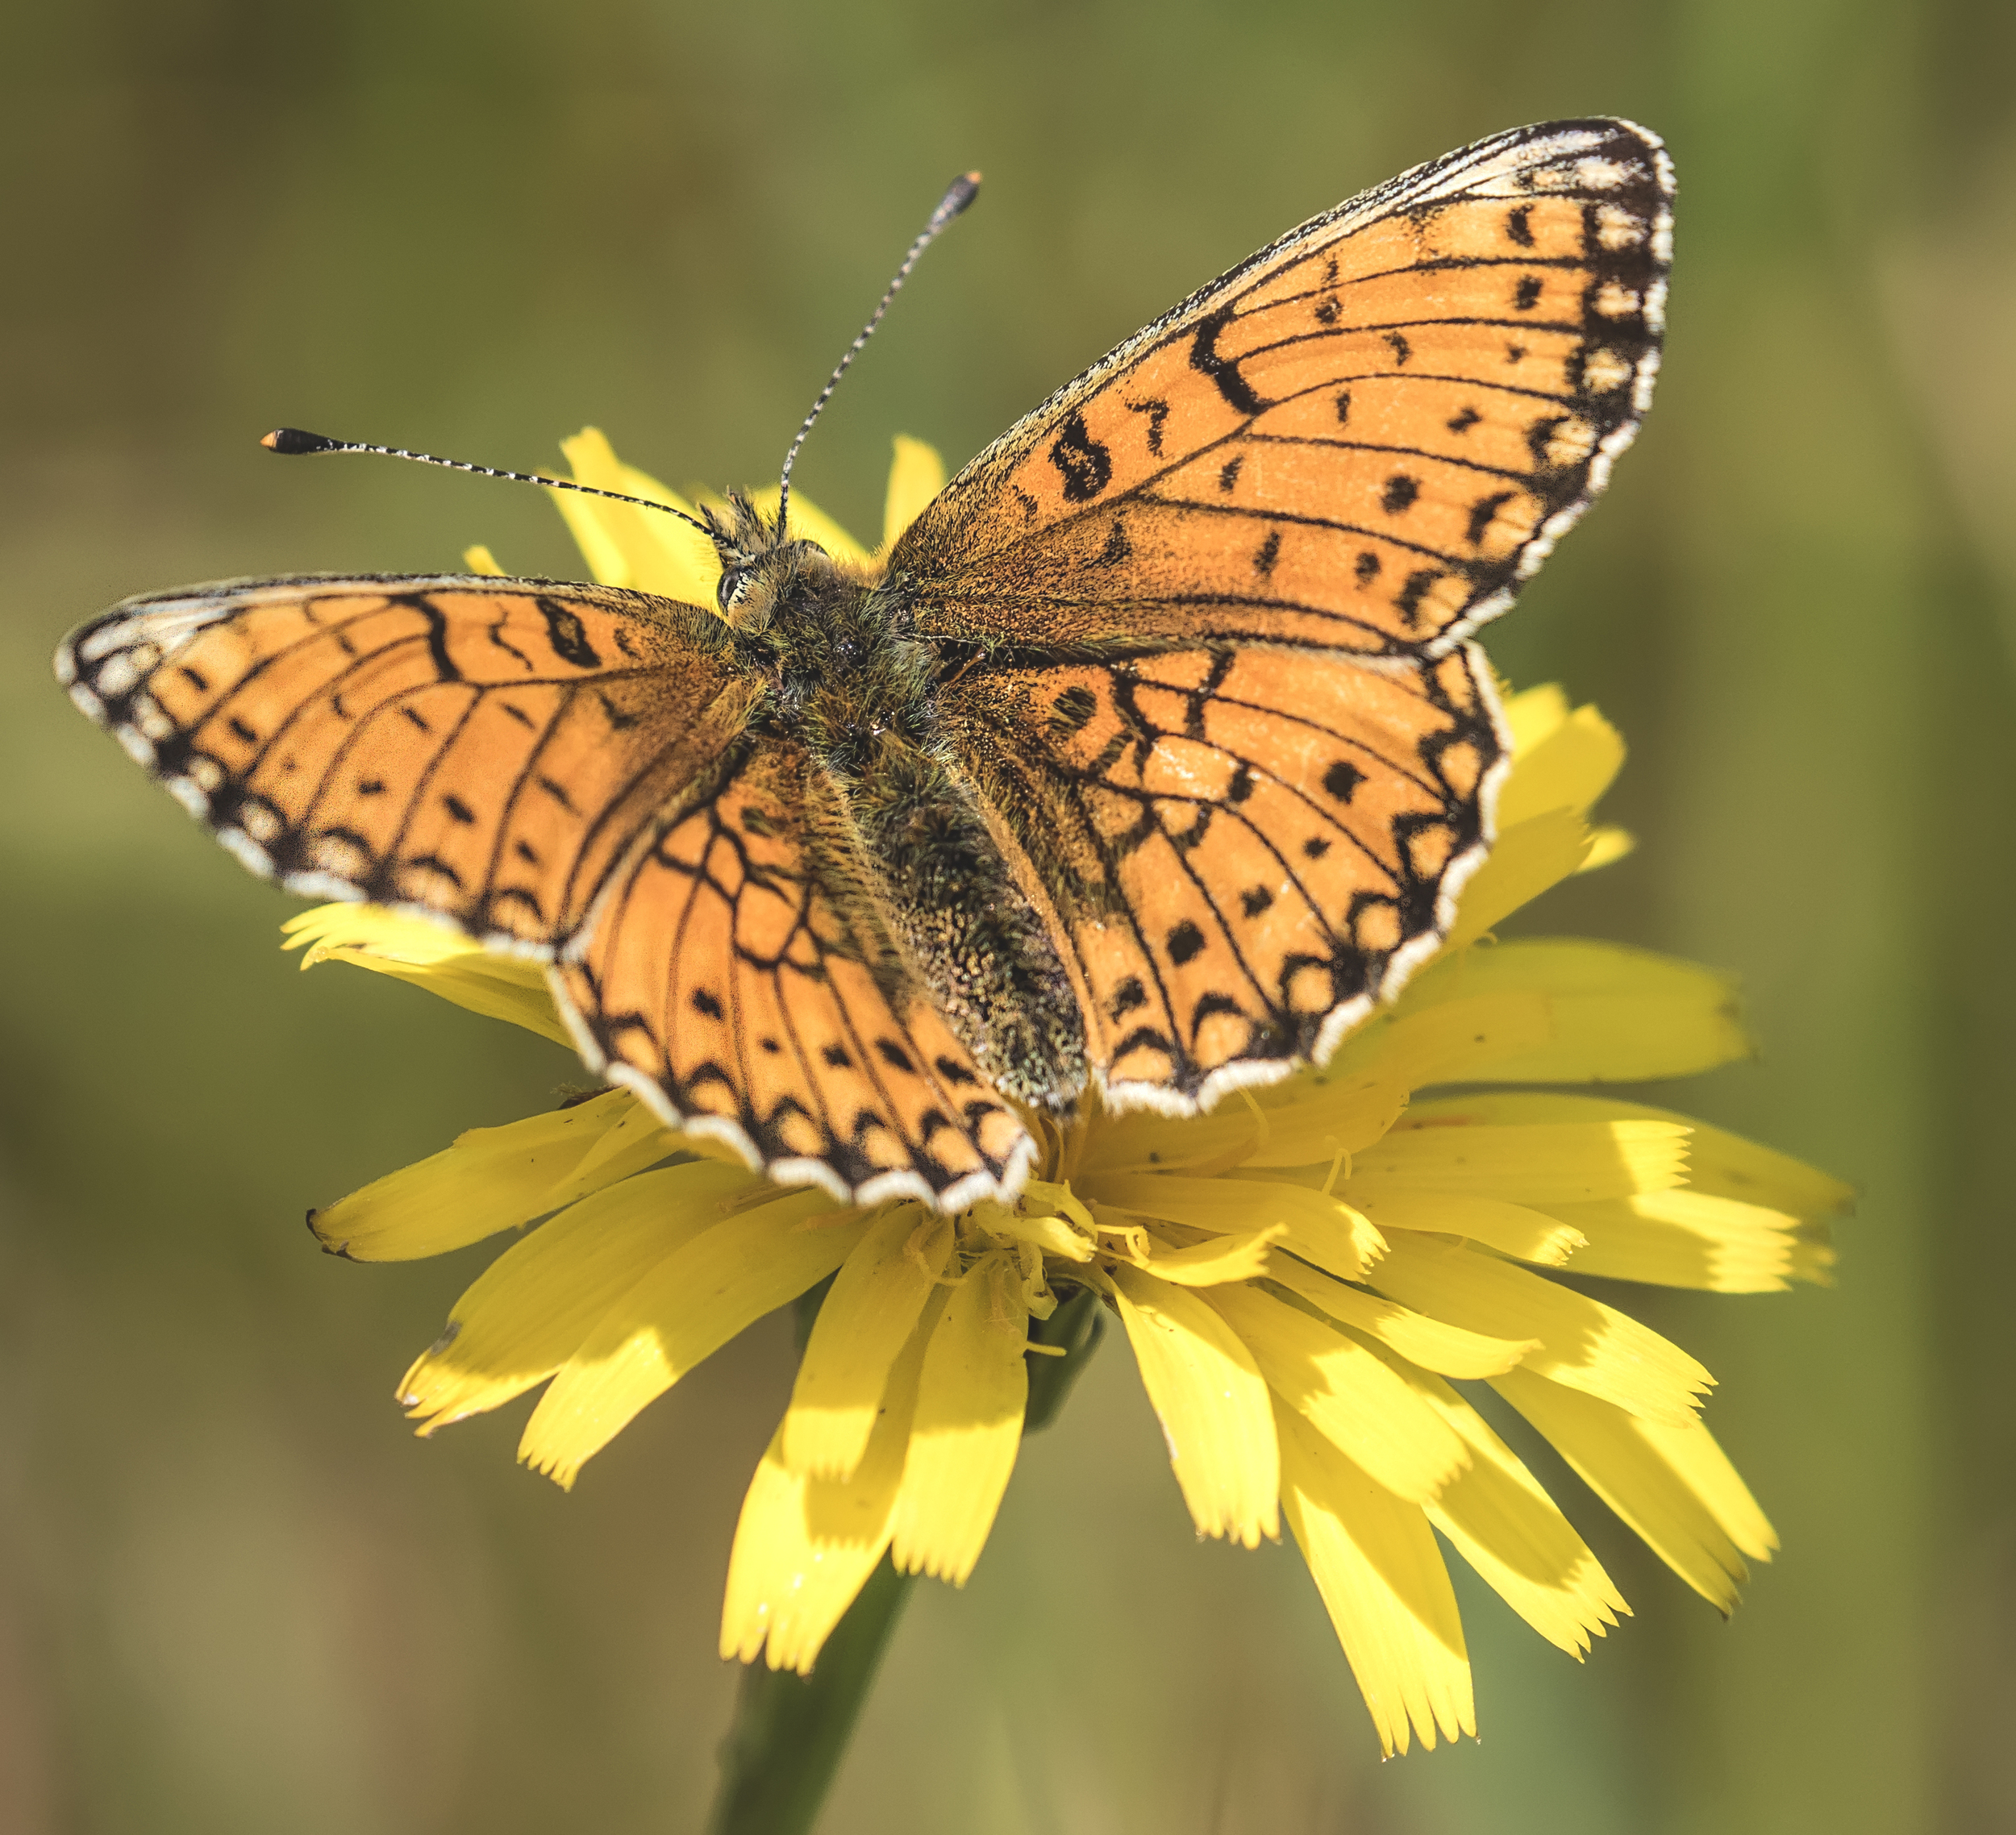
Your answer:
[702,1276,1106,1834]
[705,1552,916,1835]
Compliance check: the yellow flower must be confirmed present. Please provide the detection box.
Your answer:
[285,431,1846,1757]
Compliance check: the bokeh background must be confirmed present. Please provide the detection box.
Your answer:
[3,2,2012,1829]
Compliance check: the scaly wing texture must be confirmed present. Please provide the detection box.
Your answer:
[890,119,1671,658]
[941,644,1503,1112]
[56,575,752,951]
[552,740,1032,1208]
[59,574,1031,1205]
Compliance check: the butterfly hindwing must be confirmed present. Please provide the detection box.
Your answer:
[57,575,753,951]
[890,118,1670,659]
[941,644,1505,1109]
[552,739,1033,1207]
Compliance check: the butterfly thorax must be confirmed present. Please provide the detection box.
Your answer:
[708,497,1090,1118]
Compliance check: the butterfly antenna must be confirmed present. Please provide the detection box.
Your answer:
[774,170,980,537]
[259,427,716,538]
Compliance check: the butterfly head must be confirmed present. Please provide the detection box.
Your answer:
[704,492,838,634]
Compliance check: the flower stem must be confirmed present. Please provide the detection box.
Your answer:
[703,1275,1107,1833]
[705,1551,916,1835]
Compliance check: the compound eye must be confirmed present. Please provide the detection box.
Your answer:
[716,567,754,615]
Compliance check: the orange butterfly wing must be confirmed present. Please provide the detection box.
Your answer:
[58,575,751,946]
[896,119,1670,1111]
[57,576,1033,1207]
[941,644,1500,1109]
[552,739,1032,1207]
[890,119,1670,659]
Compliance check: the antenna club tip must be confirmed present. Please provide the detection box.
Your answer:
[262,427,341,456]
[945,172,981,214]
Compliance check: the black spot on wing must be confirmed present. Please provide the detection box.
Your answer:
[538,597,602,668]
[1191,304,1265,414]
[1050,412,1114,502]
[1323,760,1364,802]
[1381,475,1420,514]
[1127,397,1170,456]
[1465,490,1518,546]
[1394,570,1439,626]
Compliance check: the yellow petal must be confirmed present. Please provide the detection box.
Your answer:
[1347,1189,1585,1266]
[564,1093,689,1189]
[1501,682,1569,755]
[1347,1116,1689,1205]
[557,427,719,603]
[1495,701,1625,827]
[282,904,573,1046]
[1555,1189,1832,1292]
[398,1159,755,1429]
[1492,1367,1774,1612]
[1205,1284,1466,1502]
[1408,1092,1852,1222]
[720,1292,939,1673]
[783,1205,948,1479]
[1581,826,1635,871]
[1394,941,1749,1085]
[972,1197,1096,1263]
[1265,1254,1537,1379]
[311,1088,673,1261]
[879,435,946,552]
[1275,1400,1473,1756]
[1395,1362,1628,1655]
[1358,989,1553,1090]
[1135,1225,1288,1284]
[1080,1071,1403,1175]
[519,1192,868,1488]
[1242,1072,1410,1164]
[1081,1174,1382,1282]
[1444,807,1593,950]
[1106,1263,1280,1545]
[889,1253,1028,1583]
[462,543,506,576]
[1370,1232,1711,1425]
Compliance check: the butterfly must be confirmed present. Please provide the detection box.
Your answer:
[56,118,1672,1214]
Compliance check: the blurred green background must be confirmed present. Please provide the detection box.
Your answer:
[3,1,2011,1829]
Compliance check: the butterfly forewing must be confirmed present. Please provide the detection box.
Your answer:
[891,119,1669,659]
[59,576,752,950]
